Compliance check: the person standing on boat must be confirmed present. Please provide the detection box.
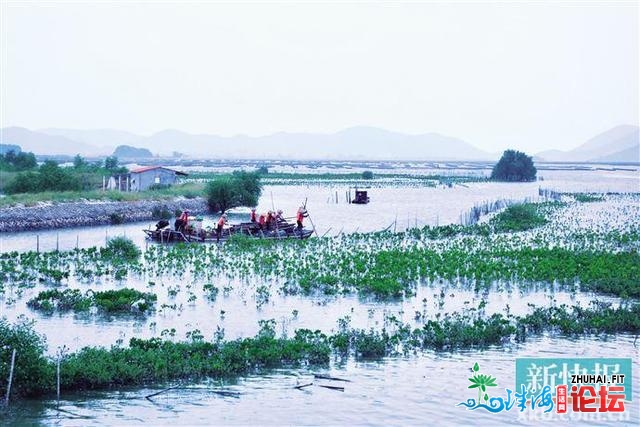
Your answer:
[216,214,227,242]
[264,210,273,230]
[296,206,308,234]
[176,210,189,232]
[250,208,257,223]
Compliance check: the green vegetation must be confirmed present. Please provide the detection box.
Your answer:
[27,289,92,312]
[362,170,374,180]
[1,301,638,398]
[574,193,605,203]
[101,237,141,262]
[491,203,549,232]
[27,288,157,314]
[3,156,130,195]
[205,170,262,213]
[0,182,205,208]
[0,149,37,171]
[491,150,537,182]
[93,288,157,313]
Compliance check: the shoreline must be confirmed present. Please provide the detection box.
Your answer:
[0,198,208,232]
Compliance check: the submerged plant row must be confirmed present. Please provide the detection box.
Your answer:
[1,300,638,398]
[1,199,639,300]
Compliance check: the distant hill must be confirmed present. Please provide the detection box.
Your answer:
[113,145,153,158]
[0,127,108,156]
[40,128,141,150]
[0,144,21,155]
[135,126,495,160]
[2,126,496,160]
[590,145,639,163]
[537,125,639,163]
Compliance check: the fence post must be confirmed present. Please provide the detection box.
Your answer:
[57,355,61,407]
[36,235,39,253]
[5,348,16,406]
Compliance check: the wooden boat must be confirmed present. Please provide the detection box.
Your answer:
[351,190,370,204]
[143,218,314,243]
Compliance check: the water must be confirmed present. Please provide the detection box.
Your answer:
[1,165,639,425]
[3,166,638,254]
[5,336,639,426]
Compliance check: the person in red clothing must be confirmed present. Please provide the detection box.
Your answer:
[216,214,227,242]
[175,210,189,232]
[250,208,257,223]
[258,212,266,231]
[296,206,308,234]
[266,210,275,230]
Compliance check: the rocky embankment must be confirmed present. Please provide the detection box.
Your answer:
[0,198,208,232]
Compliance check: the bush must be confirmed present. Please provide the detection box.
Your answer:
[101,237,141,262]
[27,289,92,312]
[491,204,547,232]
[151,206,172,220]
[362,170,374,180]
[491,150,536,182]
[205,171,262,213]
[93,288,157,313]
[4,160,83,194]
[0,318,54,397]
[109,213,125,224]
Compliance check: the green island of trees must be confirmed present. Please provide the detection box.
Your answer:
[491,150,537,182]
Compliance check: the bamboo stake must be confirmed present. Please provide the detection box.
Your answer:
[5,349,16,406]
[57,355,61,407]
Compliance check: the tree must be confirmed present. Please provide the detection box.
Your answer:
[205,171,262,213]
[5,160,82,194]
[491,150,537,182]
[73,154,87,169]
[104,156,119,170]
[0,150,37,171]
[362,170,374,180]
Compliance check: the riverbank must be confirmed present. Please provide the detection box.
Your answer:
[0,198,208,232]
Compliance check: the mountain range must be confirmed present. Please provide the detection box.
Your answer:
[535,125,639,163]
[0,124,638,162]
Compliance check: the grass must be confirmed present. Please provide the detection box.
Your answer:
[0,182,205,208]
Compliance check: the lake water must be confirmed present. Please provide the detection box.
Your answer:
[1,165,639,426]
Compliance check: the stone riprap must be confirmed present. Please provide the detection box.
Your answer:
[0,198,208,232]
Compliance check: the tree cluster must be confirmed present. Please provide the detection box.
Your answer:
[0,150,37,171]
[491,150,537,182]
[205,170,263,213]
[4,155,128,195]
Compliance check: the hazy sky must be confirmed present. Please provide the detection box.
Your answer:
[1,1,638,153]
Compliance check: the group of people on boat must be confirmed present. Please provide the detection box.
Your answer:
[241,205,308,235]
[169,205,309,242]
